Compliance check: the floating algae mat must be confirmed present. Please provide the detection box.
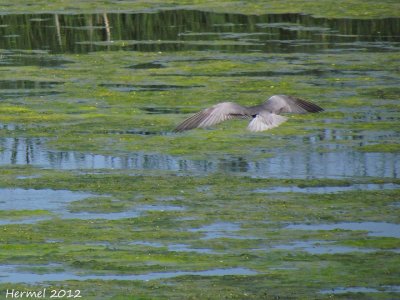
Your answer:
[0,4,400,300]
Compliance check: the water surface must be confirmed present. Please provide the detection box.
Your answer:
[286,222,400,238]
[0,7,399,295]
[1,137,399,179]
[0,265,257,284]
[0,11,399,54]
[319,286,400,294]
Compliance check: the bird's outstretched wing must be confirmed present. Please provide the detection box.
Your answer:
[174,102,249,132]
[264,95,324,114]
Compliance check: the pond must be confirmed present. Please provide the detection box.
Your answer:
[0,6,399,300]
[1,136,399,178]
[1,11,399,55]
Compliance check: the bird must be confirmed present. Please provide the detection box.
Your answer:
[174,95,324,132]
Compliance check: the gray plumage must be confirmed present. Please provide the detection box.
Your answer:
[174,95,324,132]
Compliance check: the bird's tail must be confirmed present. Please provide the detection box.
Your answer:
[247,113,288,132]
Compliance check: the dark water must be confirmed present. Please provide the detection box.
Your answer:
[0,80,63,100]
[0,11,399,57]
[99,83,203,92]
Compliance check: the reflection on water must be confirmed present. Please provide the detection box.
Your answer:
[250,151,398,179]
[0,11,399,55]
[0,137,399,179]
[319,286,400,294]
[0,188,91,212]
[130,241,216,254]
[0,265,257,283]
[0,188,127,224]
[255,183,400,194]
[0,80,62,89]
[271,240,380,254]
[188,222,243,240]
[0,50,72,67]
[0,80,63,100]
[0,137,210,171]
[286,222,400,238]
[0,187,186,224]
[167,243,216,254]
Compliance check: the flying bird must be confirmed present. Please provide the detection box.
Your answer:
[174,95,324,132]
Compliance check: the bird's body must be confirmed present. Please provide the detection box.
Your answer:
[174,95,324,132]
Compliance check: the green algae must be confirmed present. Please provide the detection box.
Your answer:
[1,165,397,298]
[1,49,398,160]
[358,143,400,153]
[339,237,400,250]
[0,4,399,300]
[0,210,51,220]
[0,0,399,18]
[1,168,399,233]
[68,197,128,213]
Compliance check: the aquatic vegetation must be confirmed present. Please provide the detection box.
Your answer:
[358,143,400,153]
[0,4,399,300]
[68,196,128,213]
[0,0,399,18]
[0,209,51,220]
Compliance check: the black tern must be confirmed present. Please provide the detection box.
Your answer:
[175,95,324,132]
